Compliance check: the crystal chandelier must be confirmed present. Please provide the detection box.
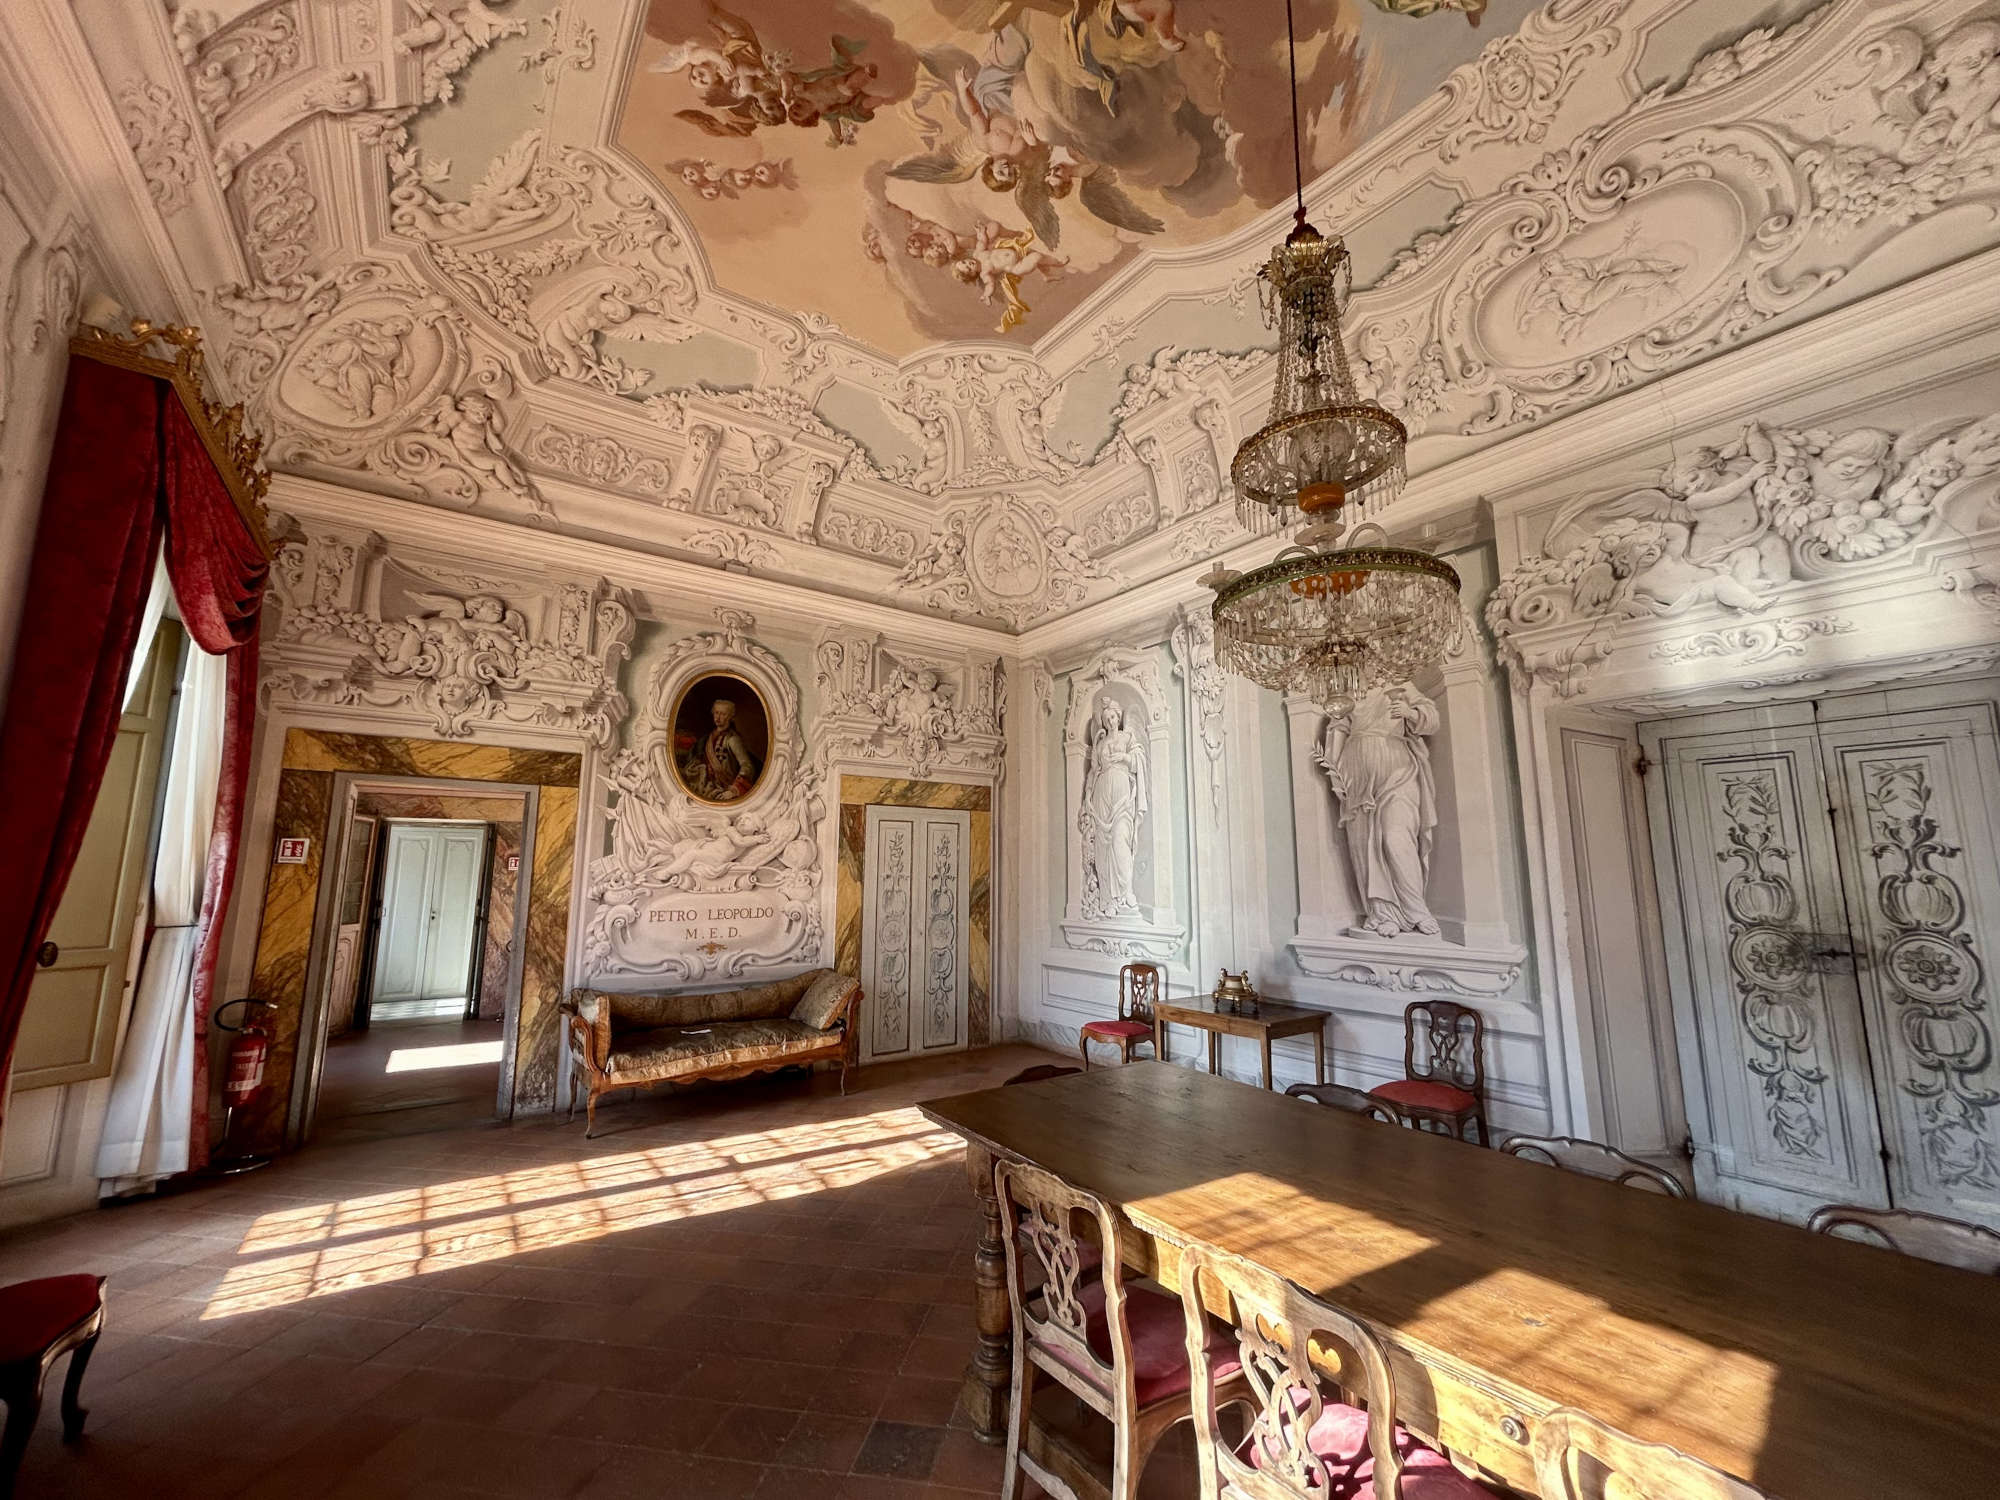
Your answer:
[1205,0,1460,714]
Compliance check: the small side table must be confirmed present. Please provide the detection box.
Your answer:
[1152,996,1326,1090]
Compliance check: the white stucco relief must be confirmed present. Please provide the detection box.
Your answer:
[261,520,635,745]
[584,608,825,983]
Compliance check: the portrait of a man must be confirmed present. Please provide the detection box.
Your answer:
[670,675,770,803]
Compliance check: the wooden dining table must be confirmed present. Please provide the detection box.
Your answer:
[918,1061,2000,1500]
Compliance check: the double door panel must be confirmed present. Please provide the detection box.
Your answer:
[1649,686,2000,1228]
[860,807,971,1063]
[372,822,489,1005]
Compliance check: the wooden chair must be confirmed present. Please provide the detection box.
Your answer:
[1501,1134,1688,1198]
[1368,999,1488,1145]
[1284,1081,1399,1125]
[994,1157,1243,1500]
[1175,1241,1497,1500]
[1806,1203,2000,1274]
[1080,962,1164,1070]
[1005,1063,1084,1086]
[0,1275,105,1500]
[1532,1407,1767,1500]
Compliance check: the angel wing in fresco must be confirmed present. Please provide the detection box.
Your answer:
[891,51,1067,247]
[1070,164,1164,236]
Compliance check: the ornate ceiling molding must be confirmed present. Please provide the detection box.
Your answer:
[30,0,2000,635]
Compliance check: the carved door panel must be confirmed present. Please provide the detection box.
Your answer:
[861,807,970,1063]
[1823,698,2000,1230]
[1650,719,1890,1219]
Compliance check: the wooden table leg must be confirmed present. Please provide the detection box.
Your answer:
[957,1144,1011,1444]
[1155,1013,1168,1064]
[1206,1029,1219,1076]
[1313,1026,1325,1086]
[1261,1035,1273,1091]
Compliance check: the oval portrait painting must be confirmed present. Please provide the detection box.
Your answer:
[670,673,771,805]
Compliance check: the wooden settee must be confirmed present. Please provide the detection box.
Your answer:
[561,969,861,1134]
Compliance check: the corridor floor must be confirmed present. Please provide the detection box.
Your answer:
[313,1016,504,1144]
[0,1043,1205,1498]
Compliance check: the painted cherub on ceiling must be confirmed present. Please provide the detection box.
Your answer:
[619,0,1498,354]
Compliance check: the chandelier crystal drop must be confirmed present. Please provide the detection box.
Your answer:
[1206,0,1460,714]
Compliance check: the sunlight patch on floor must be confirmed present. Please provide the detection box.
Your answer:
[383,1040,504,1073]
[200,1105,964,1319]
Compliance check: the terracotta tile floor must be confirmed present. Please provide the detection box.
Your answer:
[315,1016,505,1145]
[0,1043,1204,1498]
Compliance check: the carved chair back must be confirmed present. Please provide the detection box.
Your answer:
[1532,1408,1767,1500]
[1402,999,1484,1094]
[993,1157,1130,1415]
[1285,1082,1399,1124]
[1501,1135,1688,1198]
[1177,1240,1404,1500]
[1120,961,1165,1026]
[1806,1203,2000,1274]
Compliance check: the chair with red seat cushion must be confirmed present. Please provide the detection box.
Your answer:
[0,1274,106,1498]
[994,1157,1247,1500]
[1080,962,1164,1070]
[1369,999,1489,1145]
[1174,1241,1501,1500]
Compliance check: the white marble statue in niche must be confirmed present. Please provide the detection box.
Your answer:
[1319,682,1440,938]
[1079,696,1149,919]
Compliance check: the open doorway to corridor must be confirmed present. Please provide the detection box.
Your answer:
[304,779,533,1144]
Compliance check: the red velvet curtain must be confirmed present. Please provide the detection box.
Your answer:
[161,401,268,1168]
[0,360,166,1117]
[0,360,267,1156]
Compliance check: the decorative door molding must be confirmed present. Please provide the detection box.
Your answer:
[1646,717,1890,1220]
[861,806,970,1062]
[1823,695,2000,1229]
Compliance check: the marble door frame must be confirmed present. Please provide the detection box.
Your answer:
[294,778,536,1145]
[242,729,583,1155]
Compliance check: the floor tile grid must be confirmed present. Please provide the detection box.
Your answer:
[0,1044,1127,1499]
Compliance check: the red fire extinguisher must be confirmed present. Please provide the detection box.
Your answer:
[212,998,278,1175]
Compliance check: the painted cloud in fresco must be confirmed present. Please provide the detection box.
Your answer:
[618,0,1497,353]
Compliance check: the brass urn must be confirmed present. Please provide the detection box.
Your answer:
[1212,969,1259,1015]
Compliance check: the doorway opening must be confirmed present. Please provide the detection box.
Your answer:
[304,779,534,1144]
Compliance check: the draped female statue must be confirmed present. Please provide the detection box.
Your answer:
[1319,682,1440,937]
[1080,698,1148,918]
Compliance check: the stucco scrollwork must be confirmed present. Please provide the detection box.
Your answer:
[1488,414,2000,645]
[119,80,199,217]
[396,0,528,105]
[893,495,1116,631]
[1168,603,1227,818]
[1355,10,2000,442]
[812,628,1004,780]
[262,528,634,746]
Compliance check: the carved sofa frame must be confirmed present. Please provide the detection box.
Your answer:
[561,969,862,1136]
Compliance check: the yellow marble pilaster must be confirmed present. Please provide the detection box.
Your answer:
[242,732,583,1148]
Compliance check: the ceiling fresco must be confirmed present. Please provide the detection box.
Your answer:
[616,0,1514,354]
[53,0,2000,637]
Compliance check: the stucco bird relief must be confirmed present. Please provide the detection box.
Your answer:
[617,0,1515,355]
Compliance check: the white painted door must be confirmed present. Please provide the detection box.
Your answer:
[1820,693,2000,1230]
[371,823,488,1005]
[860,807,971,1062]
[1647,680,2000,1229]
[13,624,178,1089]
[1648,711,1890,1220]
